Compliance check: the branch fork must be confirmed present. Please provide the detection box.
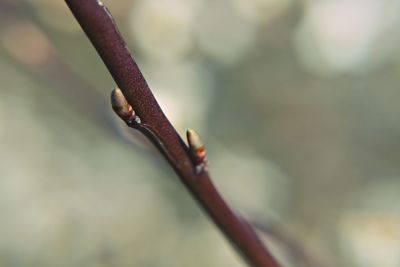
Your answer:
[111,88,208,175]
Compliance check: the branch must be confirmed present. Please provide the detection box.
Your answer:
[64,1,282,267]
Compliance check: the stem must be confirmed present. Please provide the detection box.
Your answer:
[64,1,282,267]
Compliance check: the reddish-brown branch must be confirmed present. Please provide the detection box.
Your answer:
[64,1,282,267]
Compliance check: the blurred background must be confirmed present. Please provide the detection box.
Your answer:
[1,0,400,266]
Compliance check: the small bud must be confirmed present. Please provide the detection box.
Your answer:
[111,88,134,119]
[186,129,207,171]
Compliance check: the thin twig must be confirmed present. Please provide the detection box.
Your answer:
[252,220,325,267]
[64,1,282,267]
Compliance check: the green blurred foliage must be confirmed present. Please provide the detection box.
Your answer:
[1,0,400,266]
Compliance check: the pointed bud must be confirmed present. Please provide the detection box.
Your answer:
[186,129,207,166]
[111,88,134,119]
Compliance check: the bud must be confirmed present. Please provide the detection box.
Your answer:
[186,129,207,166]
[111,88,134,119]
